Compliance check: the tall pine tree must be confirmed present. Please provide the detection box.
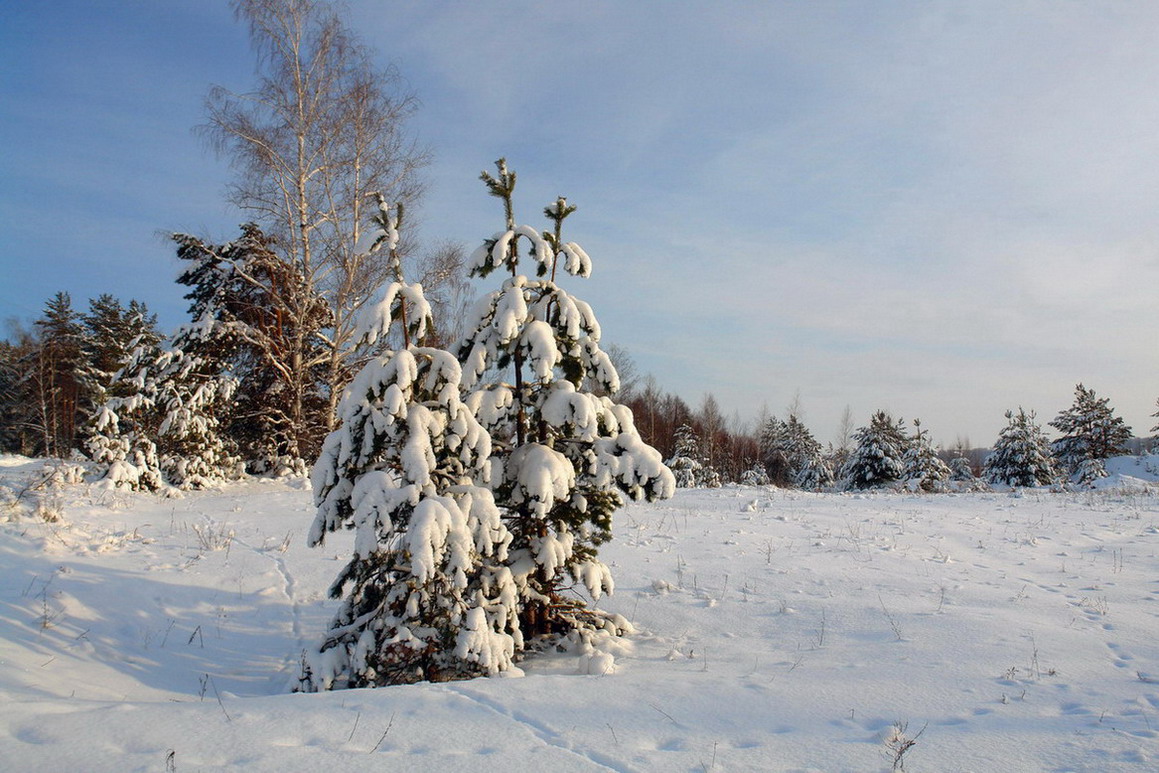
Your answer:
[172,224,332,469]
[22,293,88,457]
[306,199,517,687]
[1049,384,1132,480]
[456,160,674,650]
[0,327,38,455]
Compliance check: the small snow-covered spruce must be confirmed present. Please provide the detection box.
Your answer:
[983,408,1058,488]
[84,337,165,491]
[305,199,518,688]
[841,410,908,490]
[758,416,791,486]
[157,351,241,489]
[85,333,240,491]
[948,455,987,491]
[458,160,674,651]
[739,460,771,486]
[949,455,975,482]
[1048,383,1132,482]
[901,419,950,493]
[698,463,723,488]
[783,414,834,491]
[159,326,244,489]
[666,423,704,488]
[82,299,153,488]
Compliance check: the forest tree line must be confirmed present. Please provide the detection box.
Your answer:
[2,289,1155,494]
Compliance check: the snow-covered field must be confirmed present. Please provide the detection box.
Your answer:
[3,454,1159,772]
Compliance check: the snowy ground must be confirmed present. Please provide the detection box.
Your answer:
[2,454,1159,772]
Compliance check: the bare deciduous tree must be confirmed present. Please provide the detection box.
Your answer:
[412,240,472,349]
[201,0,430,438]
[835,404,855,453]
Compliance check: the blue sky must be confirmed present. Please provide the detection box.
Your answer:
[2,0,1158,446]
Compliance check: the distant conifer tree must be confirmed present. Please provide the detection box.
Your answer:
[984,408,1058,487]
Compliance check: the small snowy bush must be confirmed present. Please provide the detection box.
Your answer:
[739,461,771,486]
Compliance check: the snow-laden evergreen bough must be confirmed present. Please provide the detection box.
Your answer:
[457,160,674,654]
[305,199,518,688]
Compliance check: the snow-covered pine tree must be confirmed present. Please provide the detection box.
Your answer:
[305,198,518,688]
[901,418,950,492]
[86,329,241,491]
[172,223,332,471]
[758,416,791,486]
[152,344,242,489]
[983,408,1058,488]
[949,456,973,481]
[840,410,908,490]
[29,293,86,457]
[1048,384,1132,480]
[80,295,160,406]
[782,413,833,491]
[78,297,161,471]
[697,457,723,488]
[739,460,771,486]
[457,159,674,650]
[666,423,704,488]
[84,336,165,491]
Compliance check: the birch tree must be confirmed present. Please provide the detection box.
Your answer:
[201,0,429,449]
